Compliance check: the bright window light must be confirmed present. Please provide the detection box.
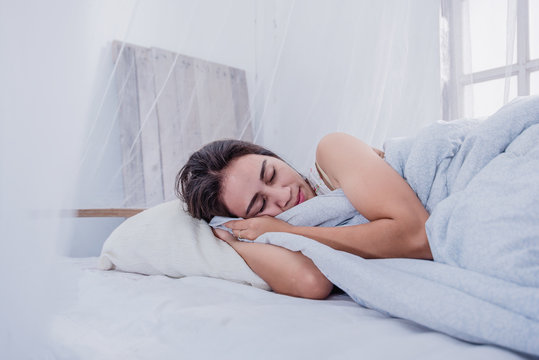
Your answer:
[468,0,515,72]
[531,0,539,59]
[465,76,518,117]
[531,71,539,95]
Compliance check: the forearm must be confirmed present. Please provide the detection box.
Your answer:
[290,219,432,259]
[229,241,333,299]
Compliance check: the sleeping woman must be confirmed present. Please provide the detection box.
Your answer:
[175,133,432,300]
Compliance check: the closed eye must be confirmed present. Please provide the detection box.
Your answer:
[256,168,274,215]
[268,168,276,183]
[257,198,266,214]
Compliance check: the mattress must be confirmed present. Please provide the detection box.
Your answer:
[48,257,532,360]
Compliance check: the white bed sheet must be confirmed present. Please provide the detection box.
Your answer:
[49,257,532,360]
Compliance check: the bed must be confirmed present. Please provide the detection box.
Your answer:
[49,257,532,359]
[56,96,539,359]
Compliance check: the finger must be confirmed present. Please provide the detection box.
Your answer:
[224,221,237,228]
[236,229,248,240]
[212,228,237,244]
[224,220,247,229]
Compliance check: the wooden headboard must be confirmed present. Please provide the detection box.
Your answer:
[73,42,253,217]
[74,208,144,218]
[112,41,253,208]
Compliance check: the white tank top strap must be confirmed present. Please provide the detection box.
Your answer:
[315,162,336,191]
[306,162,336,196]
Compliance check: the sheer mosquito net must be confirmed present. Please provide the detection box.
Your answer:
[1,0,537,357]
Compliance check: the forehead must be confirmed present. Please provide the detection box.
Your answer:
[226,154,265,177]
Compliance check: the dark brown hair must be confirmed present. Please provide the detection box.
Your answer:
[175,139,281,222]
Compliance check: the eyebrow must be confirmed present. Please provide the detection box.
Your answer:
[245,159,267,217]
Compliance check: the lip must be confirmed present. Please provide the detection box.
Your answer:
[296,188,305,205]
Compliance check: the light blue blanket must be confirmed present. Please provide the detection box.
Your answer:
[211,96,539,356]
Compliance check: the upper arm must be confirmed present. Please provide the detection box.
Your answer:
[315,133,428,234]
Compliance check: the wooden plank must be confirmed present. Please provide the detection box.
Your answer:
[112,42,253,204]
[196,60,238,143]
[112,41,146,207]
[163,53,205,201]
[152,49,187,201]
[74,208,145,218]
[210,63,237,140]
[174,55,202,177]
[230,67,253,140]
[194,60,232,141]
[193,59,214,145]
[134,46,164,207]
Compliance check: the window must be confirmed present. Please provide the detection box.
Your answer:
[441,0,539,119]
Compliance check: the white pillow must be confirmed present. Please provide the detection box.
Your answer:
[98,200,270,290]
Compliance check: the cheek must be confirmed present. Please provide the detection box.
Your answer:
[262,207,283,217]
[281,166,300,183]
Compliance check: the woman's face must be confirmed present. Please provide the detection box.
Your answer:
[221,154,316,218]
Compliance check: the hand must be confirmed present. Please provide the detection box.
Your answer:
[225,216,293,241]
[212,228,240,247]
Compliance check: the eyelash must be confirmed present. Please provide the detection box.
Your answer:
[268,169,276,183]
[258,199,266,214]
[258,169,276,214]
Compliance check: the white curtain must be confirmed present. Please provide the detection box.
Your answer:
[0,1,90,356]
[253,1,441,173]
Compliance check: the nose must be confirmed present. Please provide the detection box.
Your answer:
[267,185,291,211]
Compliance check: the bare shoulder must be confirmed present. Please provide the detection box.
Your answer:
[316,132,371,155]
[315,133,375,189]
[315,132,426,223]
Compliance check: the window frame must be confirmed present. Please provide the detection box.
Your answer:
[441,0,539,120]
